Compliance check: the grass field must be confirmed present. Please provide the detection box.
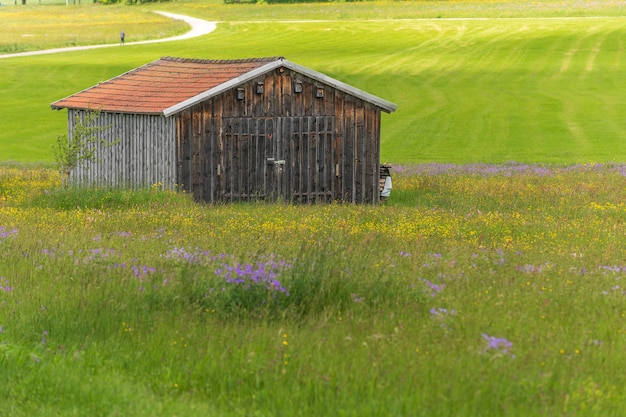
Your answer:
[0,4,188,53]
[3,2,626,416]
[1,0,625,163]
[3,164,626,415]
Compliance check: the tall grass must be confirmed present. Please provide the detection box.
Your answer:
[2,165,626,415]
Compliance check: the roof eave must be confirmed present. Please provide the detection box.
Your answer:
[50,104,163,116]
[163,58,397,117]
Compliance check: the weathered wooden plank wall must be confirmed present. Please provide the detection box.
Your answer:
[177,68,382,204]
[69,110,176,189]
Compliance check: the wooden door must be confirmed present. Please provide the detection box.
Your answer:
[220,116,335,202]
[221,117,271,201]
[281,116,336,203]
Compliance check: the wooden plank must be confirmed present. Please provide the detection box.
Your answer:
[295,117,303,202]
[239,117,245,200]
[345,101,355,203]
[282,117,290,199]
[323,117,334,203]
[198,103,208,201]
[265,118,271,200]
[274,117,282,200]
[366,106,380,204]
[130,114,137,186]
[234,118,241,201]
[267,73,276,116]
[250,117,258,199]
[283,72,294,118]
[222,118,230,201]
[149,115,155,187]
[304,78,313,117]
[191,111,199,198]
[141,115,148,186]
[305,116,311,202]
[243,117,251,199]
[224,118,237,201]
[333,99,342,201]
[241,118,249,200]
[216,101,224,202]
[278,117,287,199]
[122,114,128,187]
[356,107,366,203]
[164,116,175,190]
[206,101,215,203]
[180,111,192,194]
[176,115,183,191]
[214,96,224,202]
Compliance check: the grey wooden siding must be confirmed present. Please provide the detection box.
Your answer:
[177,68,382,204]
[69,110,177,189]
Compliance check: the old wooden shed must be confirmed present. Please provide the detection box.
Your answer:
[51,56,397,204]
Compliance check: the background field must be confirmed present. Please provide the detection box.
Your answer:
[0,5,188,53]
[1,0,626,164]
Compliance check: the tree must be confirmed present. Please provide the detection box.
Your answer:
[53,110,116,188]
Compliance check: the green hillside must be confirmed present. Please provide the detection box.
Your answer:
[1,1,625,164]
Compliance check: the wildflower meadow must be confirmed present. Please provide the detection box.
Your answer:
[3,0,626,415]
[2,164,626,416]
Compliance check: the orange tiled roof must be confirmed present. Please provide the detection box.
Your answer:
[51,57,283,115]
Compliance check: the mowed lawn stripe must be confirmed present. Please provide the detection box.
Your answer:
[1,16,625,164]
[379,17,626,163]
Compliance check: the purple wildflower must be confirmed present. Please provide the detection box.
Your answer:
[351,293,364,303]
[482,333,513,353]
[0,226,18,241]
[430,307,456,316]
[517,263,552,274]
[0,276,12,292]
[132,265,156,280]
[163,247,220,265]
[425,280,445,297]
[216,258,291,295]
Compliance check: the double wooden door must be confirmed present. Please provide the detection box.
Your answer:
[220,116,337,202]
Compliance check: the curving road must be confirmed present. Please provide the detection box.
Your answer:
[0,11,217,59]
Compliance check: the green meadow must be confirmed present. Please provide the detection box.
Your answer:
[4,164,626,416]
[1,0,626,163]
[2,1,626,416]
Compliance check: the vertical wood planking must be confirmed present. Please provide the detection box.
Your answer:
[66,66,386,204]
[69,111,175,189]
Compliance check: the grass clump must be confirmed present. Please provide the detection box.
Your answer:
[27,185,188,210]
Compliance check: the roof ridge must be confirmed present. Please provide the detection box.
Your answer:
[160,56,284,64]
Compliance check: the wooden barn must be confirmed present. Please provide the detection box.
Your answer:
[51,56,397,204]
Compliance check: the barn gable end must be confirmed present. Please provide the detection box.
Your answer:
[51,57,396,204]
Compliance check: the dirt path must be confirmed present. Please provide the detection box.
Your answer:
[0,11,217,60]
